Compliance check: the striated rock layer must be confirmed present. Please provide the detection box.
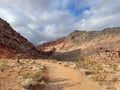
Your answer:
[38,27,120,61]
[0,18,40,59]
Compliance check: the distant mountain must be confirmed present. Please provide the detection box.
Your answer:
[38,27,120,61]
[65,28,120,49]
[1,17,119,60]
[38,27,120,52]
[0,18,40,59]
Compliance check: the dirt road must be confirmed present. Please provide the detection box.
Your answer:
[39,61,102,90]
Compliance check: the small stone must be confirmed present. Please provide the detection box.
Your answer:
[19,66,23,69]
[57,61,62,64]
[41,80,45,85]
[32,67,39,71]
[38,65,44,70]
[69,64,76,69]
[116,65,120,71]
[28,66,33,69]
[30,61,35,64]
[21,78,37,89]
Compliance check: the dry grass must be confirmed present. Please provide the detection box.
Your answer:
[76,57,120,90]
[0,59,44,90]
[0,60,9,71]
[19,69,42,80]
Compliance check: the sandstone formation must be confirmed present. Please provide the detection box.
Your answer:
[38,27,120,61]
[0,18,40,58]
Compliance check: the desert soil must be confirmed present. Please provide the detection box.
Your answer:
[37,60,103,90]
[0,59,110,90]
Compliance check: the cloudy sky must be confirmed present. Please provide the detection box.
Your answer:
[0,0,120,45]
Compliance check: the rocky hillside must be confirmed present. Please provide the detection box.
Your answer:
[38,27,120,61]
[0,18,40,58]
[36,38,65,52]
[38,27,120,52]
[65,28,120,49]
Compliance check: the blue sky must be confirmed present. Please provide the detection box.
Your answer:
[0,0,120,45]
[67,0,91,16]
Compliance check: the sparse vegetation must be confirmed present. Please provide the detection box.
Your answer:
[76,57,103,70]
[21,78,37,89]
[76,57,108,80]
[0,59,45,90]
[15,54,21,63]
[76,57,120,90]
[0,60,9,71]
[19,69,42,81]
[32,70,42,80]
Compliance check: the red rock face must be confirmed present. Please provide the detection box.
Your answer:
[38,27,120,62]
[37,40,65,52]
[0,18,40,59]
[37,39,75,53]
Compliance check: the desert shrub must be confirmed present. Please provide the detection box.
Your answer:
[93,73,107,81]
[19,71,30,79]
[108,64,117,71]
[76,57,102,70]
[76,57,107,81]
[0,61,9,71]
[31,70,42,80]
[19,70,42,81]
[15,54,21,63]
[76,57,87,69]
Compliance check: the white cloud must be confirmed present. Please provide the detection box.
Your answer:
[75,0,120,30]
[0,0,120,45]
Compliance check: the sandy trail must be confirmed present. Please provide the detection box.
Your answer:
[39,61,102,90]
